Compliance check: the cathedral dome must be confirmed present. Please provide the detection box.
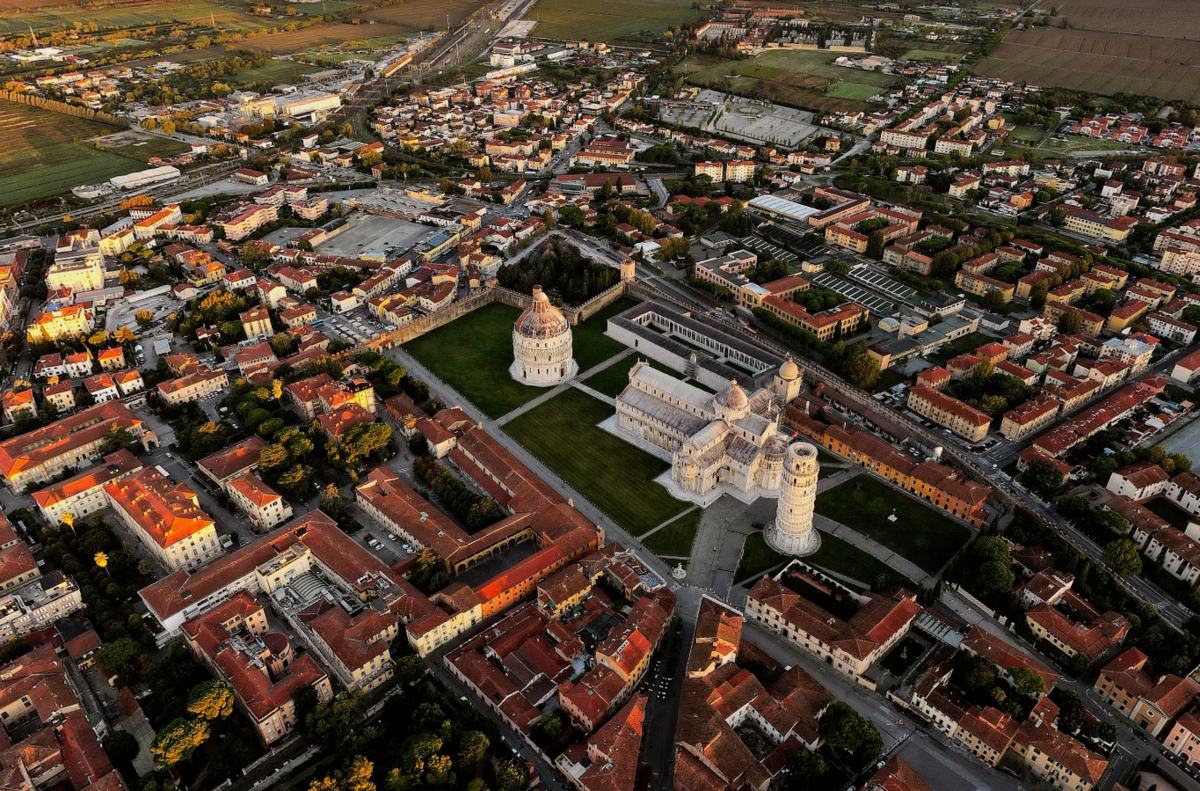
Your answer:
[515,287,570,339]
[717,379,749,411]
[779,357,800,381]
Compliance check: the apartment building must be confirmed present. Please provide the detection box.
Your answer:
[157,365,229,405]
[32,449,142,525]
[240,307,273,341]
[105,467,221,571]
[999,395,1060,441]
[0,401,156,490]
[221,204,279,242]
[183,591,333,744]
[906,385,992,443]
[227,471,292,529]
[1094,648,1199,737]
[26,305,94,344]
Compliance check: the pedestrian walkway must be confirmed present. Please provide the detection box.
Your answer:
[813,513,936,587]
[639,505,699,539]
[494,348,632,425]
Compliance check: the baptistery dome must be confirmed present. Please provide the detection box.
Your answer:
[510,286,577,387]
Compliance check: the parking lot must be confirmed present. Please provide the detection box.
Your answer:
[811,271,896,315]
[314,212,432,260]
[319,306,388,345]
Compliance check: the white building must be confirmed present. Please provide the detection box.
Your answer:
[510,287,577,386]
[765,442,820,556]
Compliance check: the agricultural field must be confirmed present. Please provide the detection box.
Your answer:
[901,48,964,63]
[0,102,150,205]
[91,130,191,161]
[523,0,701,42]
[0,0,284,37]
[978,0,1200,103]
[358,0,489,30]
[504,388,687,536]
[676,49,899,113]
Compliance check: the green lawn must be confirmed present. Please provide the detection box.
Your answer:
[583,356,686,398]
[504,388,687,535]
[572,297,637,371]
[815,475,971,574]
[826,82,883,100]
[734,529,913,588]
[927,331,997,365]
[229,59,318,86]
[642,509,701,557]
[734,532,789,585]
[95,134,190,162]
[404,302,546,419]
[901,49,964,63]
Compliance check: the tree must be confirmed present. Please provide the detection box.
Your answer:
[785,749,827,790]
[394,655,427,686]
[821,702,883,766]
[959,654,997,692]
[342,422,393,467]
[150,718,210,765]
[1056,689,1086,733]
[306,691,367,754]
[1104,538,1142,576]
[98,637,142,678]
[100,424,141,455]
[187,680,235,720]
[1007,666,1045,697]
[1022,458,1065,498]
[310,757,375,791]
[866,230,885,260]
[981,288,1006,312]
[112,326,136,345]
[457,732,489,767]
[1056,310,1083,335]
[494,760,528,791]
[842,350,880,390]
[1092,456,1119,481]
[135,310,156,329]
[103,730,140,767]
[259,443,290,471]
[1066,652,1091,677]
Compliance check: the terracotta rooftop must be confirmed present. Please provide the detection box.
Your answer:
[103,467,214,549]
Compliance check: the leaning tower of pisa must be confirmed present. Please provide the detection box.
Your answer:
[765,441,821,557]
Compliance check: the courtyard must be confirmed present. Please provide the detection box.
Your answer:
[503,388,687,536]
[814,475,971,575]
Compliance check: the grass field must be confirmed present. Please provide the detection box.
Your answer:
[524,0,701,42]
[927,331,996,365]
[642,509,701,557]
[404,302,546,419]
[504,388,686,535]
[901,48,964,63]
[229,59,318,86]
[1026,135,1139,158]
[734,530,912,588]
[0,0,275,36]
[92,132,190,162]
[676,49,898,113]
[572,298,637,371]
[0,102,152,205]
[825,82,885,100]
[815,475,971,574]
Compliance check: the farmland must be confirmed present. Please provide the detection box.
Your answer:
[0,102,149,205]
[977,0,1200,103]
[676,49,899,113]
[0,0,293,37]
[523,0,701,43]
[358,0,490,30]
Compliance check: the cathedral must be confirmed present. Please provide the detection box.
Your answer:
[614,357,803,502]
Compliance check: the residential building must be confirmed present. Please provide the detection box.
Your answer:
[240,307,273,341]
[105,467,221,571]
[1094,648,1200,737]
[1106,461,1170,501]
[227,471,292,529]
[1000,395,1060,441]
[157,366,229,405]
[183,590,333,744]
[0,401,156,490]
[27,305,94,344]
[32,449,142,525]
[746,565,921,678]
[906,385,991,443]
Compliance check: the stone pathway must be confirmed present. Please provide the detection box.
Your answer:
[494,348,632,425]
[638,505,699,539]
